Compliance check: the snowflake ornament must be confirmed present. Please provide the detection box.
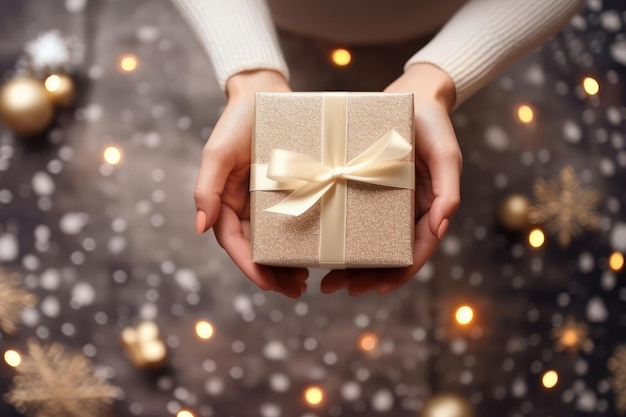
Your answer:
[0,269,36,335]
[24,31,72,73]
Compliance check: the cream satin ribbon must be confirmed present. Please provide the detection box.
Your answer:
[250,95,414,268]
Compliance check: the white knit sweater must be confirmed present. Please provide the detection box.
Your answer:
[173,0,583,105]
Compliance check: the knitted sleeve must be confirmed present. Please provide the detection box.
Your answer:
[171,0,289,91]
[405,0,584,107]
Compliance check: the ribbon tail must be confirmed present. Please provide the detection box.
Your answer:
[264,181,335,216]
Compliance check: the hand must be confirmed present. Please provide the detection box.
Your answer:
[194,70,309,298]
[320,63,462,296]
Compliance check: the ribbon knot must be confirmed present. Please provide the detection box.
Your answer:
[252,129,415,216]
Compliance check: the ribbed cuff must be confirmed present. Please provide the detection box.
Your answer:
[405,0,583,107]
[172,0,289,92]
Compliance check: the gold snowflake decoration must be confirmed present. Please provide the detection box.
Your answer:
[529,166,601,247]
[609,345,626,415]
[0,268,36,335]
[552,316,593,353]
[5,339,116,417]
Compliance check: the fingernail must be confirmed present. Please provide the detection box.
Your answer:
[437,218,450,240]
[196,210,207,234]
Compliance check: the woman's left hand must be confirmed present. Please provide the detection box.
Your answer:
[320,63,463,296]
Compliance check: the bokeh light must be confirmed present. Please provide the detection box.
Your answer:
[195,320,214,340]
[103,146,122,165]
[331,48,352,66]
[561,329,578,348]
[542,370,559,388]
[517,104,534,124]
[304,386,324,406]
[119,54,139,72]
[529,228,545,248]
[177,410,194,417]
[44,75,61,92]
[609,252,624,271]
[582,77,600,95]
[4,350,21,367]
[358,333,378,351]
[455,306,474,325]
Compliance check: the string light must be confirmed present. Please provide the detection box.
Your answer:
[177,410,195,417]
[103,146,122,165]
[528,228,545,248]
[561,329,578,348]
[609,252,624,271]
[455,306,474,326]
[119,54,139,72]
[195,320,214,340]
[582,77,600,96]
[358,333,378,352]
[331,48,352,66]
[304,386,324,406]
[44,75,61,92]
[4,350,21,367]
[542,370,559,388]
[517,104,534,124]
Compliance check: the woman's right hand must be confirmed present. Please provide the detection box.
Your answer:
[194,70,309,298]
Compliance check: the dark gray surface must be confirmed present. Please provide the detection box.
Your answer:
[0,0,625,416]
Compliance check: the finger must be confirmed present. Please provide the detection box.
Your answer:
[320,270,353,294]
[415,105,462,240]
[347,270,382,296]
[377,213,440,294]
[273,267,309,298]
[214,204,276,291]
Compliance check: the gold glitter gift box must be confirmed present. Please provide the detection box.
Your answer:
[250,92,415,268]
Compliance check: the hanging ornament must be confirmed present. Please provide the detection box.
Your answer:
[421,393,475,417]
[44,74,75,108]
[0,77,55,136]
[497,193,532,232]
[121,321,168,369]
[0,268,37,335]
[529,166,601,247]
[5,339,116,417]
[609,345,626,415]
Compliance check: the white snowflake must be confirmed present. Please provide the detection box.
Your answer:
[25,31,71,72]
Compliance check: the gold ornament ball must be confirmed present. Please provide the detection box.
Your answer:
[421,393,475,417]
[497,193,532,232]
[45,74,75,108]
[0,77,55,136]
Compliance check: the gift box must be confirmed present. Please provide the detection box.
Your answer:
[250,92,415,269]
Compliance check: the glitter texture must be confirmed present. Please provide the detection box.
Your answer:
[251,92,414,268]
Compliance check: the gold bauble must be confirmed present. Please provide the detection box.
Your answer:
[44,74,75,108]
[0,77,55,136]
[497,193,532,232]
[421,393,475,417]
[121,321,168,369]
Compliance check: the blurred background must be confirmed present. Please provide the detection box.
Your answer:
[0,0,625,416]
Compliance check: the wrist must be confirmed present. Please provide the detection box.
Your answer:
[226,69,290,100]
[402,63,456,112]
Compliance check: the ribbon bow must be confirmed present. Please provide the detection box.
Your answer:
[252,129,415,216]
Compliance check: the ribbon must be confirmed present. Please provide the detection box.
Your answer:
[250,95,414,268]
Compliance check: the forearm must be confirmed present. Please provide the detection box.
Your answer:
[172,0,289,91]
[406,0,584,107]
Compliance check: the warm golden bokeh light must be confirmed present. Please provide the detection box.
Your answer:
[358,333,378,351]
[304,386,324,406]
[529,228,546,248]
[195,320,214,340]
[44,75,61,92]
[103,146,122,165]
[609,252,624,271]
[4,350,21,368]
[331,48,352,66]
[561,329,578,348]
[542,370,559,389]
[119,54,139,72]
[455,306,474,326]
[517,104,534,124]
[177,410,194,417]
[582,77,600,96]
